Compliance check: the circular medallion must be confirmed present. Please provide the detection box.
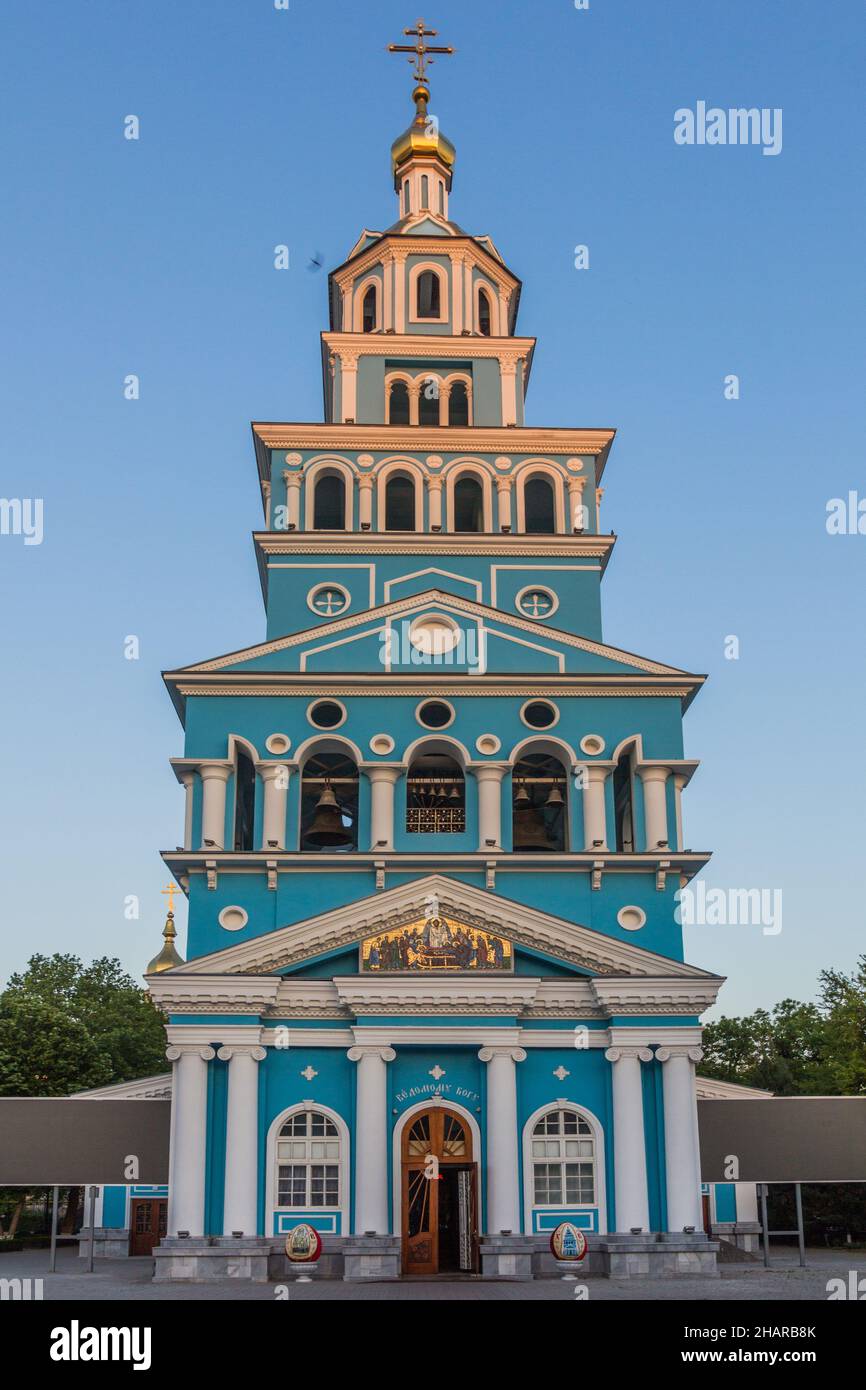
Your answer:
[285,1223,322,1263]
[550,1222,587,1262]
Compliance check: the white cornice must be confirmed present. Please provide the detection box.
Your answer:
[254,533,615,560]
[147,975,281,1014]
[251,422,615,457]
[591,976,724,1016]
[333,976,543,1014]
[72,1074,172,1100]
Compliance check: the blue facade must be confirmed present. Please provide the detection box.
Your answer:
[147,69,724,1279]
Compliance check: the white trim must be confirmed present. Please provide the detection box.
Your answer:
[265,1101,350,1239]
[580,734,606,756]
[369,734,396,755]
[490,564,598,609]
[522,1100,607,1236]
[617,906,647,932]
[407,260,449,325]
[265,733,291,755]
[391,1098,483,1237]
[303,459,355,532]
[383,567,483,604]
[218,905,249,933]
[476,734,502,755]
[268,563,375,611]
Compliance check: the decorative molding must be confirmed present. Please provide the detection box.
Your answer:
[252,421,614,457]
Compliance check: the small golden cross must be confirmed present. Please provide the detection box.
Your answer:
[161,882,179,915]
[388,17,454,87]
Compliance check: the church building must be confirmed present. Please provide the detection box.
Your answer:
[141,24,728,1281]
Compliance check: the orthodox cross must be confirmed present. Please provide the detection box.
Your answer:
[161,882,179,915]
[388,18,454,86]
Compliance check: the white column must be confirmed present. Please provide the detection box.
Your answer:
[639,766,670,849]
[283,472,301,530]
[428,477,443,531]
[500,359,518,426]
[393,251,407,332]
[180,771,195,851]
[166,1044,215,1237]
[366,765,402,850]
[582,764,609,849]
[568,477,587,532]
[478,1046,526,1233]
[340,351,358,423]
[605,1046,653,1231]
[260,763,290,849]
[475,763,508,850]
[452,253,464,334]
[200,765,231,849]
[217,1044,267,1237]
[496,477,513,532]
[348,1045,396,1233]
[657,1045,704,1231]
[358,474,374,530]
[672,772,687,851]
[382,253,393,331]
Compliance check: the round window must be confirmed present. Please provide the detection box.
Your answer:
[408,615,461,657]
[416,700,454,730]
[307,700,346,730]
[521,700,559,730]
[516,586,558,619]
[307,583,350,617]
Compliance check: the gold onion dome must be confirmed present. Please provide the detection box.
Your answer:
[390,82,456,184]
[146,910,184,974]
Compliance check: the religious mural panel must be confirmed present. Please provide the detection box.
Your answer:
[360,914,513,972]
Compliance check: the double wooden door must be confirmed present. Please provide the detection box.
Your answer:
[401,1107,478,1275]
[129,1199,167,1256]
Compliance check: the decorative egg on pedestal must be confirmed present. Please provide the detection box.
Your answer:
[285,1223,322,1280]
[550,1222,588,1278]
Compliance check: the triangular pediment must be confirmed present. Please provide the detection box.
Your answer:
[166,875,718,981]
[167,590,692,681]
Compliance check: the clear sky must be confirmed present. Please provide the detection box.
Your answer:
[1,0,864,1016]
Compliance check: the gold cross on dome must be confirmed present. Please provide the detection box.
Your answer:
[161,882,179,915]
[388,18,454,86]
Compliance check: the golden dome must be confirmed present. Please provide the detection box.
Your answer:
[391,84,456,182]
[146,910,184,974]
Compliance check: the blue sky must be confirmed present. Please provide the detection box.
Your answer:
[1,0,864,1016]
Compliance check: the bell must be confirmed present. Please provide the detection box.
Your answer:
[514,782,530,806]
[448,784,460,800]
[545,783,564,808]
[513,803,554,851]
[305,782,352,847]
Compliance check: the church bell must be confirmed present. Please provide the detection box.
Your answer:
[305,782,352,848]
[512,801,553,851]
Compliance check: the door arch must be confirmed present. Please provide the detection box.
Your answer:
[397,1103,479,1275]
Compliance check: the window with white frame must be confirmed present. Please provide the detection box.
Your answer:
[276,1111,340,1207]
[531,1108,595,1205]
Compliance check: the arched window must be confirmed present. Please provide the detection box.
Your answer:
[448,380,469,426]
[512,752,567,852]
[524,475,556,534]
[300,751,358,852]
[385,474,416,531]
[478,288,492,336]
[530,1108,596,1208]
[313,474,346,530]
[276,1110,341,1209]
[416,269,441,319]
[403,180,411,216]
[362,285,377,333]
[613,750,635,852]
[406,752,465,834]
[418,376,440,426]
[233,747,256,851]
[453,475,484,532]
[388,380,410,426]
[421,175,429,209]
[438,182,445,216]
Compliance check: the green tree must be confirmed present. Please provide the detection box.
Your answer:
[0,954,166,1096]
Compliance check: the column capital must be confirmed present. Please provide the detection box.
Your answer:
[216,1045,267,1063]
[656,1045,703,1064]
[258,761,292,783]
[361,763,405,784]
[478,1046,527,1064]
[199,762,232,783]
[495,475,513,493]
[583,762,611,783]
[473,761,510,784]
[637,764,670,784]
[605,1046,654,1064]
[347,1045,396,1063]
[283,470,302,488]
[166,1045,215,1063]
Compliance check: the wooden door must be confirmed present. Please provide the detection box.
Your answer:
[129,1199,167,1256]
[401,1108,476,1275]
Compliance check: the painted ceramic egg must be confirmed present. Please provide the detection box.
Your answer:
[285,1223,323,1263]
[550,1222,588,1261]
